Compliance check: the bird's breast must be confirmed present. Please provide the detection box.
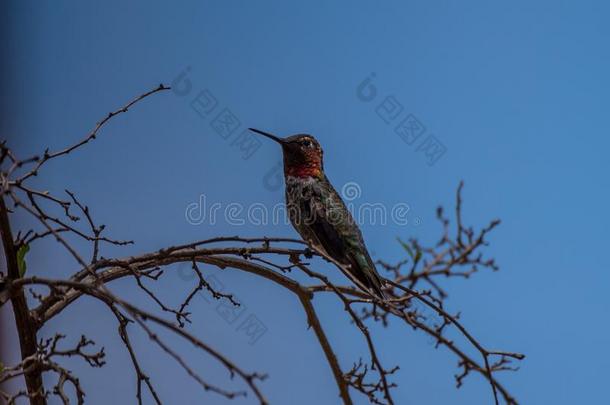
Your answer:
[285,177,315,205]
[284,176,320,228]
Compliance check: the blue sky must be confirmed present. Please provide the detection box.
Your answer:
[2,1,609,404]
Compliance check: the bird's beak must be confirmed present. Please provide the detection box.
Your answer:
[248,128,286,145]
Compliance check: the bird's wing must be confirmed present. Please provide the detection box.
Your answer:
[301,180,385,298]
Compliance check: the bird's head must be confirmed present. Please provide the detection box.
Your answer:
[249,128,324,178]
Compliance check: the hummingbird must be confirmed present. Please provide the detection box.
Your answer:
[249,128,386,299]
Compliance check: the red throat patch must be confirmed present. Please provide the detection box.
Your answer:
[285,162,322,178]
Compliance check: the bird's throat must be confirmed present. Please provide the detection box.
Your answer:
[284,162,322,178]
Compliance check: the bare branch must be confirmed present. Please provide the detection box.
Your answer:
[1,84,522,405]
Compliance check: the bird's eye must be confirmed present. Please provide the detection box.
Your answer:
[301,140,313,148]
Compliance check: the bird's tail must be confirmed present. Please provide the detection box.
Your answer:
[345,254,387,300]
[367,270,387,300]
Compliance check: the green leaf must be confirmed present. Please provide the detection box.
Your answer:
[414,249,422,265]
[396,237,414,259]
[397,237,422,265]
[17,244,30,277]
